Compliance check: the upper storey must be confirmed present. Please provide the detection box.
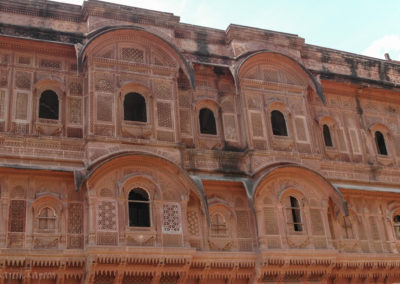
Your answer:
[0,0,400,87]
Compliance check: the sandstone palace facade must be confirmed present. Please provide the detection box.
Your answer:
[0,0,400,283]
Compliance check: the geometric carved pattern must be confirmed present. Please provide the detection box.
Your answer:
[162,203,181,233]
[159,275,179,284]
[264,207,278,235]
[18,56,31,65]
[157,102,173,128]
[310,209,325,235]
[178,92,190,107]
[123,275,152,284]
[33,237,58,249]
[97,96,113,122]
[40,59,61,69]
[68,203,83,234]
[121,47,144,63]
[9,200,26,232]
[97,201,117,231]
[236,210,250,238]
[69,81,82,95]
[153,79,171,99]
[68,235,83,249]
[69,98,82,124]
[179,109,191,135]
[251,112,264,137]
[95,73,113,93]
[7,232,24,248]
[247,94,261,110]
[97,232,118,246]
[187,210,199,236]
[0,69,8,87]
[15,71,31,89]
[94,274,115,284]
[15,92,28,120]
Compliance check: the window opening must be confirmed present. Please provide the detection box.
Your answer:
[199,108,217,135]
[271,110,288,136]
[39,90,59,120]
[128,188,150,227]
[394,215,400,240]
[287,196,302,232]
[323,124,333,147]
[124,93,147,122]
[375,131,388,155]
[38,207,56,230]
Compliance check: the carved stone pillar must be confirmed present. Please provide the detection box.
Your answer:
[180,196,190,247]
[88,197,96,245]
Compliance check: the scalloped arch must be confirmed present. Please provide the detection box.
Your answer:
[235,51,325,103]
[252,163,348,215]
[77,25,195,89]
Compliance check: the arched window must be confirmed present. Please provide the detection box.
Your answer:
[38,207,56,230]
[375,131,388,155]
[323,124,333,147]
[210,213,227,236]
[128,188,150,227]
[39,90,59,120]
[286,196,302,232]
[199,108,217,135]
[393,215,400,240]
[124,93,147,122]
[271,110,288,136]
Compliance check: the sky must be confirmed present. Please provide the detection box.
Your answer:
[55,0,400,60]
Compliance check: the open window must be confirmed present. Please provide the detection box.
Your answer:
[124,92,147,122]
[39,90,59,120]
[199,108,217,135]
[323,124,333,147]
[375,131,388,155]
[393,214,400,240]
[271,110,288,136]
[285,196,303,233]
[128,188,150,227]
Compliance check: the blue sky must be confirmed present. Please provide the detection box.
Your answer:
[56,0,400,60]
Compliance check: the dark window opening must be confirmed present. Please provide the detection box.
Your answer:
[394,215,400,240]
[271,110,288,136]
[375,131,388,155]
[128,188,150,227]
[124,93,147,122]
[199,108,217,135]
[289,196,302,232]
[323,124,333,147]
[39,90,59,120]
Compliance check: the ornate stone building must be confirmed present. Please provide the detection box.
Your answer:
[0,0,400,283]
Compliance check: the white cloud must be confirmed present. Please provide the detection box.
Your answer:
[362,35,400,60]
